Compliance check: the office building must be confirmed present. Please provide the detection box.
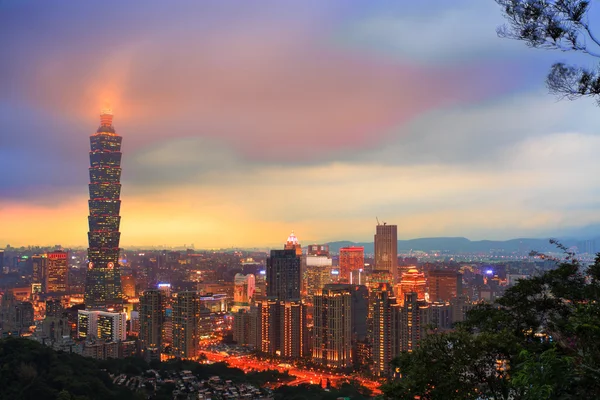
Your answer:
[32,254,47,289]
[284,231,302,256]
[312,285,353,368]
[266,250,301,302]
[374,223,398,281]
[172,291,201,359]
[427,270,462,302]
[397,268,427,304]
[77,310,127,342]
[84,109,124,311]
[46,250,69,293]
[339,246,364,283]
[305,254,333,297]
[307,244,329,257]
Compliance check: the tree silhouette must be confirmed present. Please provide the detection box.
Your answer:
[495,0,600,104]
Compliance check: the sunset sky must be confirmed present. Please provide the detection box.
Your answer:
[2,0,600,248]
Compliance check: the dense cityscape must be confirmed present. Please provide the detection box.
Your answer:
[3,1,600,399]
[0,109,595,399]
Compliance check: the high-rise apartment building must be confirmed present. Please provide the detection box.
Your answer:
[281,301,309,358]
[374,223,398,281]
[312,285,353,368]
[85,109,124,311]
[46,251,69,293]
[372,285,397,376]
[140,290,163,358]
[266,249,301,302]
[428,270,462,302]
[339,246,364,283]
[172,291,200,359]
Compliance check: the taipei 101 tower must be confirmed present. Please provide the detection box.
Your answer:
[84,109,124,311]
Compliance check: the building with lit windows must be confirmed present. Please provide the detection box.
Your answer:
[428,270,462,302]
[339,246,364,283]
[312,284,352,368]
[31,254,47,290]
[307,244,329,257]
[397,268,427,304]
[46,251,69,294]
[284,231,302,256]
[84,109,124,311]
[267,250,301,302]
[374,223,398,282]
[139,290,163,359]
[232,273,255,311]
[372,285,397,376]
[305,254,333,297]
[121,275,136,299]
[172,291,200,359]
[77,310,127,342]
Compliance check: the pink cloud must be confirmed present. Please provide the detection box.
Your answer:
[23,19,520,162]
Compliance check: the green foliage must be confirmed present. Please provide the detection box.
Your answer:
[494,0,600,104]
[273,382,370,400]
[0,338,134,400]
[383,247,600,399]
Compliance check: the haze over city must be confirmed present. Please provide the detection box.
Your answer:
[2,0,600,248]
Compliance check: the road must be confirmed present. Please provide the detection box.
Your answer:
[200,350,382,395]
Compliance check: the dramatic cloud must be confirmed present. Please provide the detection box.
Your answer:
[1,0,598,247]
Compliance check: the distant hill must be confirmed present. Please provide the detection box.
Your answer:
[326,236,600,254]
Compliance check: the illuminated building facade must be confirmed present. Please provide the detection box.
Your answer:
[339,246,364,283]
[172,291,200,359]
[372,286,397,376]
[313,285,352,368]
[305,254,333,297]
[31,254,47,289]
[77,310,127,342]
[284,231,303,256]
[428,270,462,302]
[85,109,124,311]
[397,268,427,304]
[233,273,255,311]
[140,290,163,358]
[307,244,329,256]
[121,275,136,299]
[374,223,398,281]
[46,251,69,293]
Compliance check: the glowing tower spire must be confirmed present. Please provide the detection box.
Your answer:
[84,109,124,310]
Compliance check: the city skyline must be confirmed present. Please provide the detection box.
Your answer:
[2,1,600,248]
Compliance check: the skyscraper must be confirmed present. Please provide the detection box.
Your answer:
[339,246,364,283]
[313,284,353,368]
[374,223,398,282]
[31,254,47,289]
[172,291,200,359]
[85,109,124,311]
[140,290,163,360]
[372,285,397,376]
[428,270,462,302]
[46,250,69,293]
[266,249,301,301]
[397,268,427,304]
[284,231,302,256]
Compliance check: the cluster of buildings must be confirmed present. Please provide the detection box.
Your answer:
[0,111,538,380]
[227,226,476,376]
